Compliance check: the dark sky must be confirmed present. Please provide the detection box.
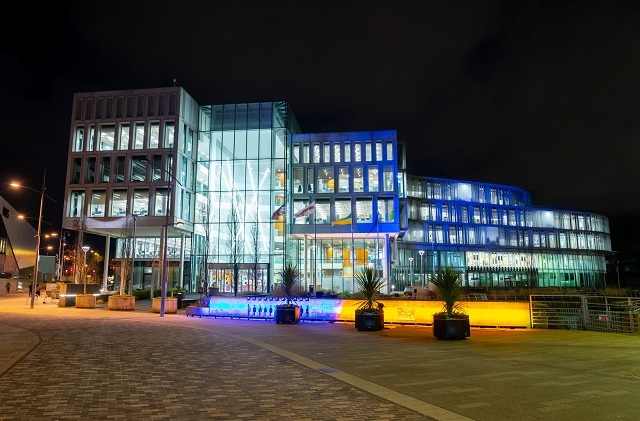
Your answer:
[2,1,640,248]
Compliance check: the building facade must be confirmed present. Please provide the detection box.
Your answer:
[61,87,611,293]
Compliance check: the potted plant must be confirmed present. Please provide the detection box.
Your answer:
[274,263,302,324]
[431,266,470,340]
[354,266,386,331]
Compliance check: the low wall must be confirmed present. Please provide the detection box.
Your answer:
[58,283,103,307]
[202,296,531,328]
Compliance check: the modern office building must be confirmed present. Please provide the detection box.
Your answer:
[61,86,611,294]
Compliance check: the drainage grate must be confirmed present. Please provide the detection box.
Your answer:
[317,367,340,373]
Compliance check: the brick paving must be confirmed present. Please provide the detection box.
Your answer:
[1,292,640,420]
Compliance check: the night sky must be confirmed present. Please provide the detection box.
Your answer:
[2,1,639,249]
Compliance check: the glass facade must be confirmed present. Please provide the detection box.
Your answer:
[62,87,611,294]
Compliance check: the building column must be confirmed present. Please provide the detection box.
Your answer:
[102,234,110,293]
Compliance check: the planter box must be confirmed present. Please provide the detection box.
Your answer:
[433,314,470,340]
[108,295,136,311]
[152,297,178,314]
[275,305,301,324]
[186,306,210,317]
[355,310,384,331]
[75,294,96,309]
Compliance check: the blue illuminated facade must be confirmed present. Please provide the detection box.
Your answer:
[62,86,611,293]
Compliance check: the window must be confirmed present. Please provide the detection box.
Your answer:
[152,155,162,182]
[293,168,303,194]
[375,141,383,161]
[365,142,372,161]
[306,168,314,193]
[86,158,96,184]
[99,125,114,151]
[303,144,309,163]
[119,124,130,150]
[292,144,300,163]
[115,156,125,183]
[132,190,148,216]
[154,188,168,216]
[89,191,106,217]
[165,121,175,148]
[149,122,159,148]
[386,141,393,161]
[110,190,127,216]
[101,157,110,183]
[367,166,379,192]
[74,127,84,152]
[87,126,95,151]
[382,166,394,192]
[338,167,349,192]
[355,198,372,223]
[318,167,334,193]
[323,143,330,163]
[71,158,81,184]
[333,144,341,163]
[344,143,350,162]
[68,191,85,217]
[130,156,147,182]
[134,123,144,149]
[377,198,394,222]
[354,143,361,162]
[313,144,320,163]
[354,167,364,192]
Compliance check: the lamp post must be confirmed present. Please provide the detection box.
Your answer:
[11,171,47,309]
[408,257,414,287]
[81,246,90,294]
[142,155,182,317]
[418,250,425,288]
[130,215,136,295]
[56,231,70,280]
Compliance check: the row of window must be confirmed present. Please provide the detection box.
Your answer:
[406,178,531,207]
[291,140,394,164]
[408,200,609,233]
[72,122,179,153]
[290,165,396,195]
[291,198,396,225]
[404,223,610,251]
[66,188,191,220]
[69,154,195,189]
[74,92,179,121]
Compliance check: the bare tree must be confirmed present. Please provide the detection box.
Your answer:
[226,201,243,296]
[197,201,213,295]
[71,216,87,285]
[117,215,134,295]
[249,221,260,292]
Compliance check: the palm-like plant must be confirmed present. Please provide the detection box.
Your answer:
[432,266,465,317]
[278,263,301,306]
[355,266,386,312]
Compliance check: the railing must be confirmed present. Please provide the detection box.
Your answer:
[530,295,640,333]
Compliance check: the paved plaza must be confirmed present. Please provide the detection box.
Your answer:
[1,291,639,420]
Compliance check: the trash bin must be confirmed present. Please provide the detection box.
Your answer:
[309,285,314,296]
[174,292,184,309]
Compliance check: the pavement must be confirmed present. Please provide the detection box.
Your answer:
[1,291,640,421]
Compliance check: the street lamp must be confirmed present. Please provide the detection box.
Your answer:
[141,155,182,317]
[408,257,414,287]
[418,250,425,288]
[11,170,48,309]
[82,246,90,294]
[56,231,70,280]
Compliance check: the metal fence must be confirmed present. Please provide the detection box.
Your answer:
[530,294,640,333]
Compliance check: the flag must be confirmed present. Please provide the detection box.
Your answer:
[331,213,352,226]
[271,203,286,220]
[294,200,316,218]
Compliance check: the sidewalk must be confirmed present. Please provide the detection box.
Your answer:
[1,291,640,420]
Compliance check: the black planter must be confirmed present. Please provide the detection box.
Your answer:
[433,314,470,340]
[355,310,384,331]
[275,305,301,324]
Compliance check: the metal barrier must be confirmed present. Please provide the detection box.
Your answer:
[530,295,640,333]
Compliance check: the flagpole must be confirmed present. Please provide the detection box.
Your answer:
[351,216,355,293]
